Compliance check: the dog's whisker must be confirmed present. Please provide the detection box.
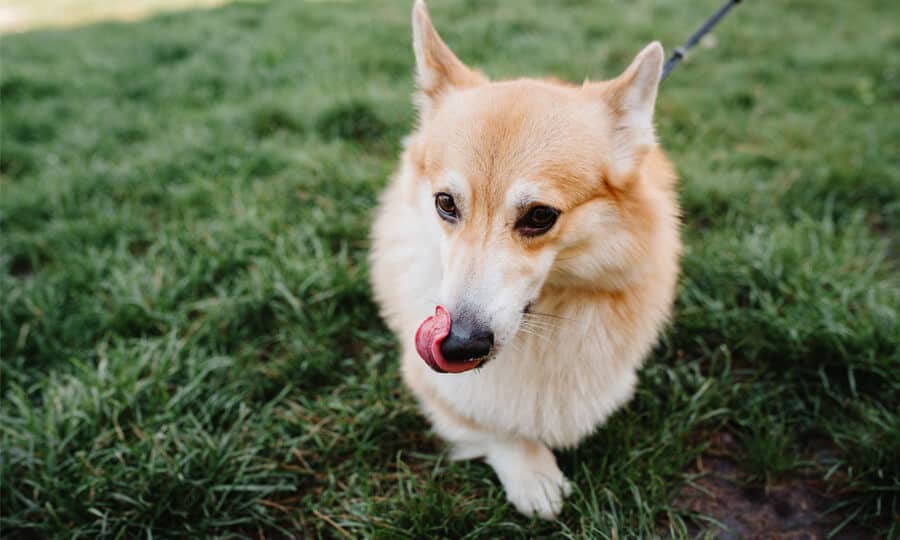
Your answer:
[520,323,559,336]
[524,311,575,322]
[519,318,558,330]
[519,329,546,340]
[521,316,562,328]
[520,318,563,332]
[517,327,553,343]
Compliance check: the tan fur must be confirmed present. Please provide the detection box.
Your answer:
[369,1,681,519]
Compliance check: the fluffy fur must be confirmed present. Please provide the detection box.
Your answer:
[369,0,681,519]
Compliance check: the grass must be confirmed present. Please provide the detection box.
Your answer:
[1,0,898,537]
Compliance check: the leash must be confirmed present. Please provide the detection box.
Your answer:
[662,0,742,80]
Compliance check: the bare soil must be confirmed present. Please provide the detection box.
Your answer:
[673,432,877,540]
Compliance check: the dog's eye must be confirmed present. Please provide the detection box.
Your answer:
[435,193,458,221]
[516,206,560,237]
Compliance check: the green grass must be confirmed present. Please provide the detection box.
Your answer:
[2,0,898,537]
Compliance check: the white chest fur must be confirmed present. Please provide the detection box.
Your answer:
[420,306,643,449]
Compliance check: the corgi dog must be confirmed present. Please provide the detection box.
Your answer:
[369,0,681,519]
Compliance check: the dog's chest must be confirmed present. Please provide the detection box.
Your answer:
[425,319,640,448]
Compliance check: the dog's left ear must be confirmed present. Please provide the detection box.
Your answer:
[593,42,664,186]
[412,0,486,113]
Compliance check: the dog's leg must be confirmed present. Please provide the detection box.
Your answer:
[417,384,572,519]
[483,436,572,520]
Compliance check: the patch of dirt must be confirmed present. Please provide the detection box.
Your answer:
[8,254,34,278]
[673,432,873,540]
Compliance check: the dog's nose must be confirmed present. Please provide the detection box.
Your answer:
[440,319,494,362]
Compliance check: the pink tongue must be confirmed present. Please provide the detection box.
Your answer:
[415,306,482,374]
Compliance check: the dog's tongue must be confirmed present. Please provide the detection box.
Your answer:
[415,306,482,374]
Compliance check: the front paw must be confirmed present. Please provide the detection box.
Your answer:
[502,466,572,519]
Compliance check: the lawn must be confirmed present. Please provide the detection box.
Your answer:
[1,0,898,538]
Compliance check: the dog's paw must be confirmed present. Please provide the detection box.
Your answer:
[503,467,572,519]
[477,437,573,519]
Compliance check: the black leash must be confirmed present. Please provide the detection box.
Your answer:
[662,0,742,80]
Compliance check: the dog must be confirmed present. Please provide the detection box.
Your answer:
[369,0,681,519]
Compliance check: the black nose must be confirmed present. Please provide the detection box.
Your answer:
[440,321,494,363]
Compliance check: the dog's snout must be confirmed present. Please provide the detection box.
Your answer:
[440,317,494,362]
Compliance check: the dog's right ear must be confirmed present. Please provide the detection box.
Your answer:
[412,0,486,113]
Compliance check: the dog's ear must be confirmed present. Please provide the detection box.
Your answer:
[412,0,486,113]
[593,42,664,187]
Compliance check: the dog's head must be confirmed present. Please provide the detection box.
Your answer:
[409,1,673,373]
